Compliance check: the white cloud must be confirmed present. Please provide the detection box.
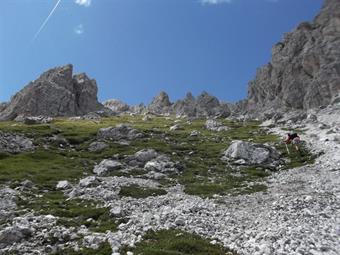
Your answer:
[75,0,91,7]
[74,24,84,35]
[200,0,232,5]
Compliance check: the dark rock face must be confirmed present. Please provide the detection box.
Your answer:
[0,65,103,120]
[0,103,8,113]
[245,0,340,113]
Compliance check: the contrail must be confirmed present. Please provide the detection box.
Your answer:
[32,0,62,42]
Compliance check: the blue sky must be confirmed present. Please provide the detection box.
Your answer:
[0,0,323,105]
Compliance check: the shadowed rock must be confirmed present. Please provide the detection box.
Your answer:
[0,103,8,113]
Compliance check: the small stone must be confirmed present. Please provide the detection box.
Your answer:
[88,141,109,152]
[56,180,71,190]
[170,124,182,131]
[93,159,123,176]
[174,217,186,226]
[79,176,98,187]
[110,207,122,217]
[190,130,199,136]
[20,180,33,188]
[205,119,229,132]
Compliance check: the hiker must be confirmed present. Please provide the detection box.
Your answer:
[284,133,300,152]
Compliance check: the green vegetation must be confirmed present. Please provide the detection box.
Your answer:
[0,116,317,254]
[0,149,91,189]
[275,141,316,169]
[119,184,167,198]
[56,242,112,255]
[0,116,315,199]
[120,229,237,255]
[18,191,118,233]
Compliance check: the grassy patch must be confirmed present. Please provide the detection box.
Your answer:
[0,149,91,189]
[119,184,167,199]
[120,229,237,255]
[274,141,315,169]
[56,242,112,255]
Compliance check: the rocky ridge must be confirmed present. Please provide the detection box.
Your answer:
[103,91,231,118]
[243,0,340,116]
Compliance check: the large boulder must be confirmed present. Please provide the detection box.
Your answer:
[93,159,123,176]
[0,131,34,153]
[205,119,229,132]
[88,141,109,152]
[103,99,130,114]
[97,124,143,141]
[144,155,179,174]
[0,65,103,120]
[0,226,32,249]
[244,0,340,114]
[0,188,17,222]
[125,149,159,167]
[18,116,53,125]
[222,140,282,167]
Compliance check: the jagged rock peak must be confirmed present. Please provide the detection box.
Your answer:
[147,91,172,114]
[244,0,340,115]
[0,64,103,120]
[152,91,172,107]
[185,92,195,102]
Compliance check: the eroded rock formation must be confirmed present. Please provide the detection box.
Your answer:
[245,0,340,114]
[0,65,103,120]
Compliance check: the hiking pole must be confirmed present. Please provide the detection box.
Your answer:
[285,143,290,155]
